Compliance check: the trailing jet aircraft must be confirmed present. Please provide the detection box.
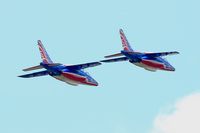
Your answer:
[101,29,179,72]
[18,40,101,86]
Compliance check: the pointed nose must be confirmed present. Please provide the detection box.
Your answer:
[170,67,175,71]
[166,66,175,71]
[86,77,99,86]
[165,62,176,71]
[91,80,99,86]
[93,82,98,86]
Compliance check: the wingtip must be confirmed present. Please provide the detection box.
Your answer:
[18,75,24,78]
[22,69,28,72]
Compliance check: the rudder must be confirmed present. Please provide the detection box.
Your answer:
[38,40,53,64]
[119,29,133,52]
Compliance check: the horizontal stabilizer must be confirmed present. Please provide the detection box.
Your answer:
[104,53,123,58]
[18,70,49,78]
[66,62,101,70]
[100,57,128,63]
[23,63,62,71]
[48,63,62,66]
[145,51,179,57]
[23,65,43,71]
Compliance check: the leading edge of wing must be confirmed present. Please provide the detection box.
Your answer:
[100,57,128,63]
[66,62,102,70]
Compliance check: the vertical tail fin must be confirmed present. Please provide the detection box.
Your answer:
[119,29,134,52]
[37,40,53,64]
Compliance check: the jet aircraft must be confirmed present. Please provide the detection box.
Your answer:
[101,29,179,72]
[18,40,101,86]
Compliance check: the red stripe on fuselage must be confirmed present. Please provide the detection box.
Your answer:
[62,72,86,82]
[141,59,165,69]
[61,72,98,86]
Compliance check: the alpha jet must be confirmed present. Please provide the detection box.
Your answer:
[18,40,101,86]
[101,29,179,72]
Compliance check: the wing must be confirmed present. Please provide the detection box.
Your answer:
[18,70,49,78]
[66,62,101,70]
[100,57,128,63]
[145,51,179,57]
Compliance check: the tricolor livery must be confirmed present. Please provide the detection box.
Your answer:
[18,40,101,86]
[101,29,179,72]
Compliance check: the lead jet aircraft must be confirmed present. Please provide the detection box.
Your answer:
[18,40,101,86]
[101,29,179,72]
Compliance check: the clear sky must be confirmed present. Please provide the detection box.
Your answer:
[0,0,199,133]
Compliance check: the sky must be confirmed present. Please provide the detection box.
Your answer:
[0,0,200,133]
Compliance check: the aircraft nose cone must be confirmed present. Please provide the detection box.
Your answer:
[93,82,98,86]
[92,80,99,86]
[165,63,176,71]
[168,66,175,71]
[170,67,175,71]
[87,77,99,86]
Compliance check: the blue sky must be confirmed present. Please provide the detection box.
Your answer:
[0,0,200,133]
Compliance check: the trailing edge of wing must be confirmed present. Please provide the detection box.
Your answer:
[66,62,102,70]
[145,51,179,57]
[100,57,128,63]
[18,70,49,78]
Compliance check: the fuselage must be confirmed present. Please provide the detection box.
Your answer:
[121,51,175,71]
[41,63,98,86]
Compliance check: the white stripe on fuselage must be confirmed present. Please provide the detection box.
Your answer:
[134,62,157,71]
[53,75,79,86]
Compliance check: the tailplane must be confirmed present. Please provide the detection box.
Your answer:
[22,63,62,72]
[23,65,43,71]
[38,40,53,64]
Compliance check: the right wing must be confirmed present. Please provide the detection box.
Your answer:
[18,70,49,78]
[100,57,128,63]
[145,51,179,57]
[66,62,101,70]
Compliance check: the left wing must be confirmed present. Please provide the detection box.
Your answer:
[18,70,49,78]
[145,51,179,57]
[66,62,101,70]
